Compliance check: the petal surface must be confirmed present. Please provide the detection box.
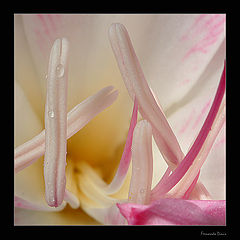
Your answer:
[140,14,226,111]
[14,15,44,120]
[118,199,226,225]
[14,81,42,148]
[14,205,100,225]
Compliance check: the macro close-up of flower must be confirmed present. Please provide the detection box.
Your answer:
[14,14,226,225]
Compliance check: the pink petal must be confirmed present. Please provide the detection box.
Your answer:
[117,198,226,225]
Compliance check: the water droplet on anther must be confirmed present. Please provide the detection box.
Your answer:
[140,188,146,194]
[56,64,64,78]
[48,110,55,118]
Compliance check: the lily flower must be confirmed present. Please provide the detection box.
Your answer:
[14,14,225,225]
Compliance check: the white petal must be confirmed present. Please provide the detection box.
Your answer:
[14,81,42,147]
[14,81,49,216]
[139,14,226,111]
[14,157,46,209]
[14,15,44,120]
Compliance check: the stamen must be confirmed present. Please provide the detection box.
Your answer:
[104,97,138,194]
[128,120,153,205]
[14,86,118,173]
[189,182,212,200]
[64,189,80,209]
[108,23,184,167]
[151,63,226,199]
[44,38,69,207]
[77,163,118,207]
[182,171,200,199]
[14,131,45,160]
[14,192,79,211]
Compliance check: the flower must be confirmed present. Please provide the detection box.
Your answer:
[14,14,226,225]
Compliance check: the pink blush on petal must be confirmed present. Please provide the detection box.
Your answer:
[177,78,191,87]
[33,14,64,59]
[33,29,48,59]
[181,14,226,61]
[36,14,51,37]
[36,14,62,38]
[213,136,226,149]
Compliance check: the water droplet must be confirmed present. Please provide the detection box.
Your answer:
[45,74,48,80]
[48,110,55,118]
[56,64,64,78]
[140,188,146,194]
[50,196,55,204]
